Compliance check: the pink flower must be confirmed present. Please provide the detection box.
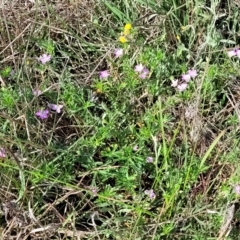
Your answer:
[33,89,42,96]
[91,187,98,196]
[134,64,145,73]
[235,185,240,195]
[146,156,153,163]
[187,69,198,78]
[38,54,51,64]
[171,79,178,87]
[177,82,188,92]
[0,148,6,158]
[48,103,63,113]
[144,189,156,199]
[182,74,191,82]
[99,70,110,79]
[114,48,123,58]
[139,68,149,79]
[36,109,49,120]
[227,50,237,57]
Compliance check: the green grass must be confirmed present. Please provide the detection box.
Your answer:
[0,0,240,239]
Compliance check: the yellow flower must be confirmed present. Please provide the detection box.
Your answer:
[119,35,127,43]
[181,26,186,31]
[176,35,180,42]
[123,23,132,36]
[124,23,132,31]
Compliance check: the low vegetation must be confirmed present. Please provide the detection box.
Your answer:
[0,0,240,239]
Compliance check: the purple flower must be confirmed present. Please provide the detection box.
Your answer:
[0,148,6,158]
[48,103,63,113]
[182,74,191,82]
[38,54,51,64]
[134,63,149,79]
[114,48,123,58]
[227,50,237,57]
[139,68,149,79]
[235,185,240,195]
[134,64,145,73]
[177,82,188,92]
[99,70,110,79]
[36,109,49,120]
[146,156,153,163]
[133,145,138,151]
[33,89,42,96]
[144,189,156,199]
[236,49,240,58]
[187,69,198,78]
[171,79,178,87]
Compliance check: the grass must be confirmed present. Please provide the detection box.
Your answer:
[0,0,240,239]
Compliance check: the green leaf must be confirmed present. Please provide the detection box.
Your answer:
[103,1,125,21]
[200,130,225,169]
